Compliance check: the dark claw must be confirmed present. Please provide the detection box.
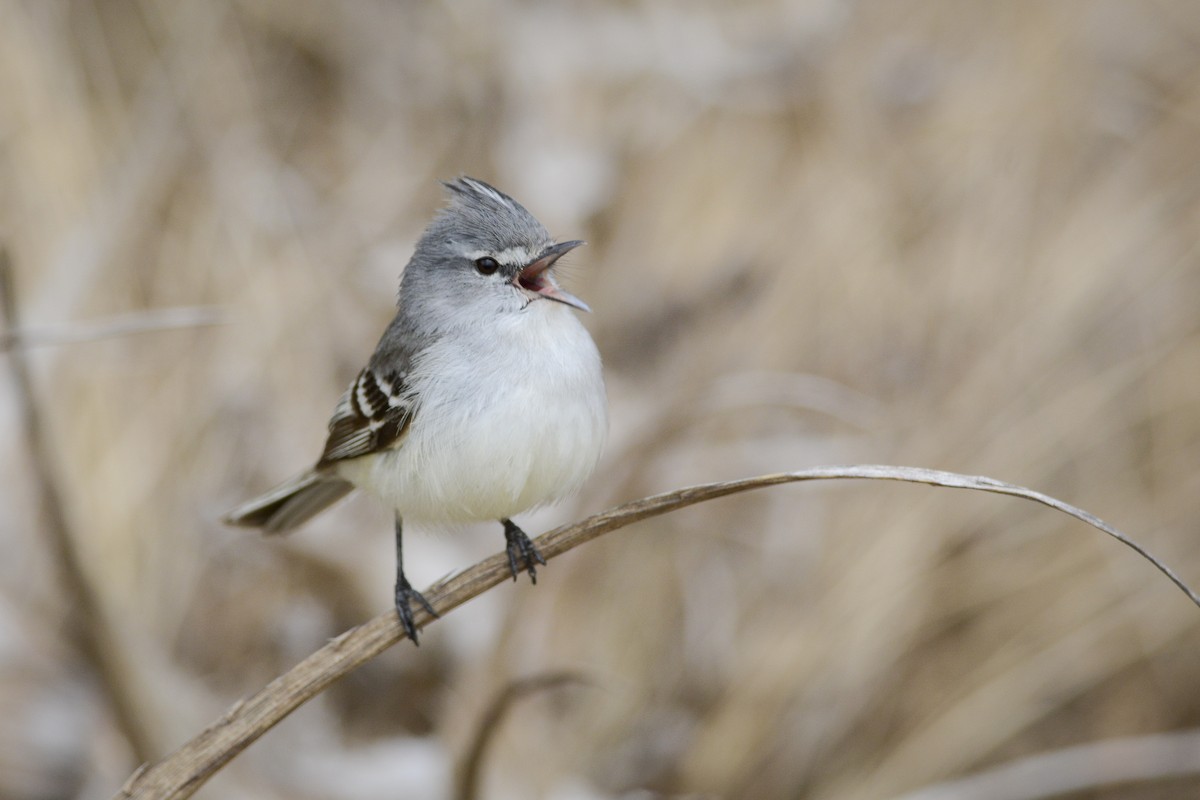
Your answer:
[395,576,438,645]
[502,519,547,583]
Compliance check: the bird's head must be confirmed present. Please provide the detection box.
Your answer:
[401,177,588,329]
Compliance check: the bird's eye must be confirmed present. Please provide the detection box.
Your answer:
[474,257,500,275]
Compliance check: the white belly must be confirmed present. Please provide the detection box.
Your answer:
[336,306,606,523]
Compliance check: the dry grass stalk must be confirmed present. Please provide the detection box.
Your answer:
[114,466,1197,800]
[0,253,157,763]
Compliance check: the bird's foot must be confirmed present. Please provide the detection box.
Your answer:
[395,575,438,645]
[502,519,547,583]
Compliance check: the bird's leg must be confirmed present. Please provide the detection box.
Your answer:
[501,518,547,583]
[394,514,437,644]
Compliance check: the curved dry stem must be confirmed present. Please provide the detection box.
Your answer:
[454,672,591,800]
[114,465,1199,799]
[0,305,227,352]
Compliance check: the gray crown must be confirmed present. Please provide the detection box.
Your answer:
[423,176,551,255]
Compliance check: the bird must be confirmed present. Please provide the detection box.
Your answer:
[224,177,607,643]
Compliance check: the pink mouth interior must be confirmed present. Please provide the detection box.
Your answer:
[518,269,547,293]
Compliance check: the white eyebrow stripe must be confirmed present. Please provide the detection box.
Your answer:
[464,246,537,266]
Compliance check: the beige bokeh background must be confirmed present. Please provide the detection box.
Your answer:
[2,1,1199,798]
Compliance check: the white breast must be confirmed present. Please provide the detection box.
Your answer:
[337,304,607,523]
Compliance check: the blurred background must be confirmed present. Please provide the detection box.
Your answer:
[2,1,1199,798]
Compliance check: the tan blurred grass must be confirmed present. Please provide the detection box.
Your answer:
[1,1,1199,798]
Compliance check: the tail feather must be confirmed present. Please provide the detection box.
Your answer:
[223,470,353,533]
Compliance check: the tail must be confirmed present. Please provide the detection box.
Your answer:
[223,470,354,533]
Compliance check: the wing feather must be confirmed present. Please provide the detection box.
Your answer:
[317,367,414,466]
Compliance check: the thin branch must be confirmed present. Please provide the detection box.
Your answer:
[0,305,227,351]
[114,465,1199,799]
[0,252,158,763]
[455,672,590,800]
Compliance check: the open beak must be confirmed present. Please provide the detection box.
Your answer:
[515,240,590,312]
